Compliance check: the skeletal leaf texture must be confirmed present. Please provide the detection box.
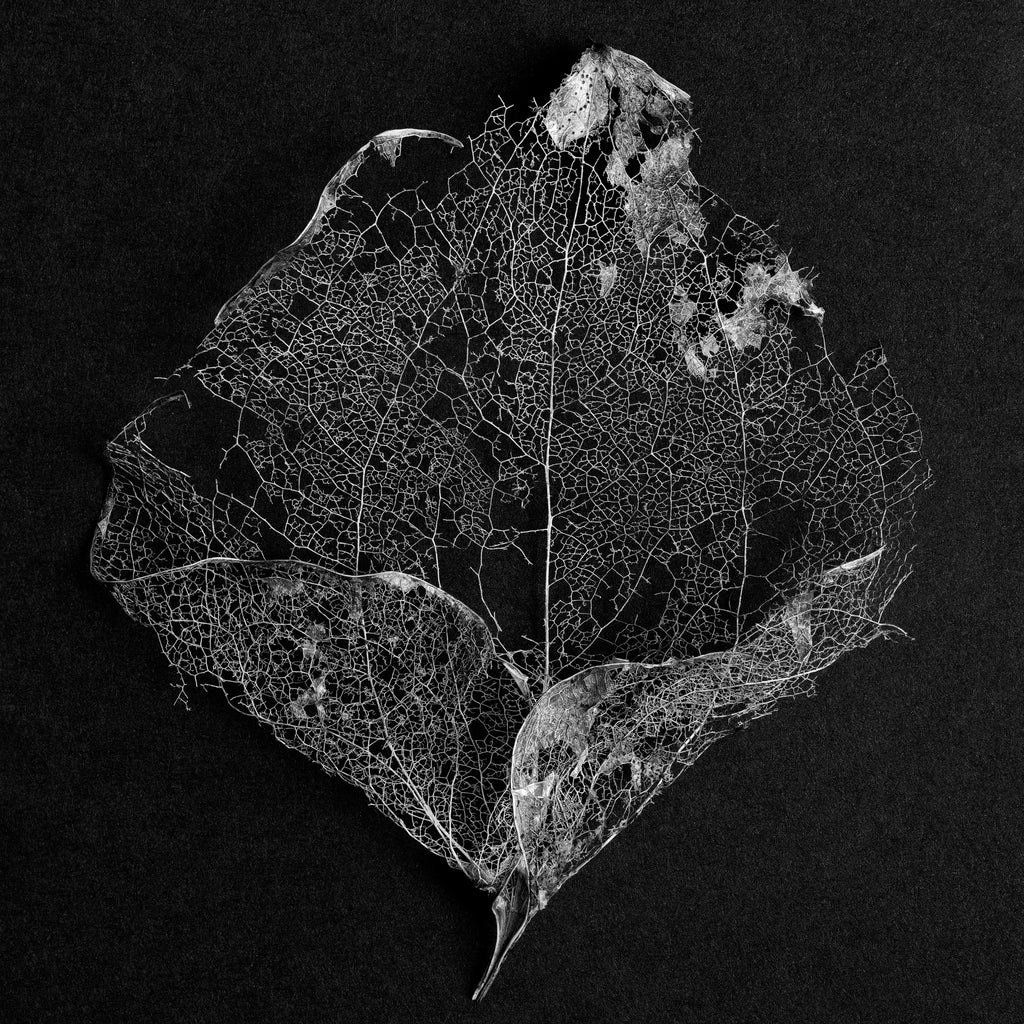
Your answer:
[92,47,928,997]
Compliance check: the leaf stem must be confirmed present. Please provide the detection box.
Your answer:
[472,860,535,1001]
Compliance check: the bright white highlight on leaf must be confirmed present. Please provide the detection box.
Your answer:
[92,46,928,998]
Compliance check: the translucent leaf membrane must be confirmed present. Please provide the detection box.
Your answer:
[92,46,928,997]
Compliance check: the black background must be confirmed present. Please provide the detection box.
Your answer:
[4,2,1022,1022]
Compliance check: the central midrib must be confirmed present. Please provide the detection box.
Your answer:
[542,142,591,687]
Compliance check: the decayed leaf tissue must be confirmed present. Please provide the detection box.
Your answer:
[92,47,928,997]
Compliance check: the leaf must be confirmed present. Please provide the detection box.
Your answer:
[92,45,929,996]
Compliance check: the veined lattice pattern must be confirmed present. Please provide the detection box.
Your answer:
[92,47,927,997]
